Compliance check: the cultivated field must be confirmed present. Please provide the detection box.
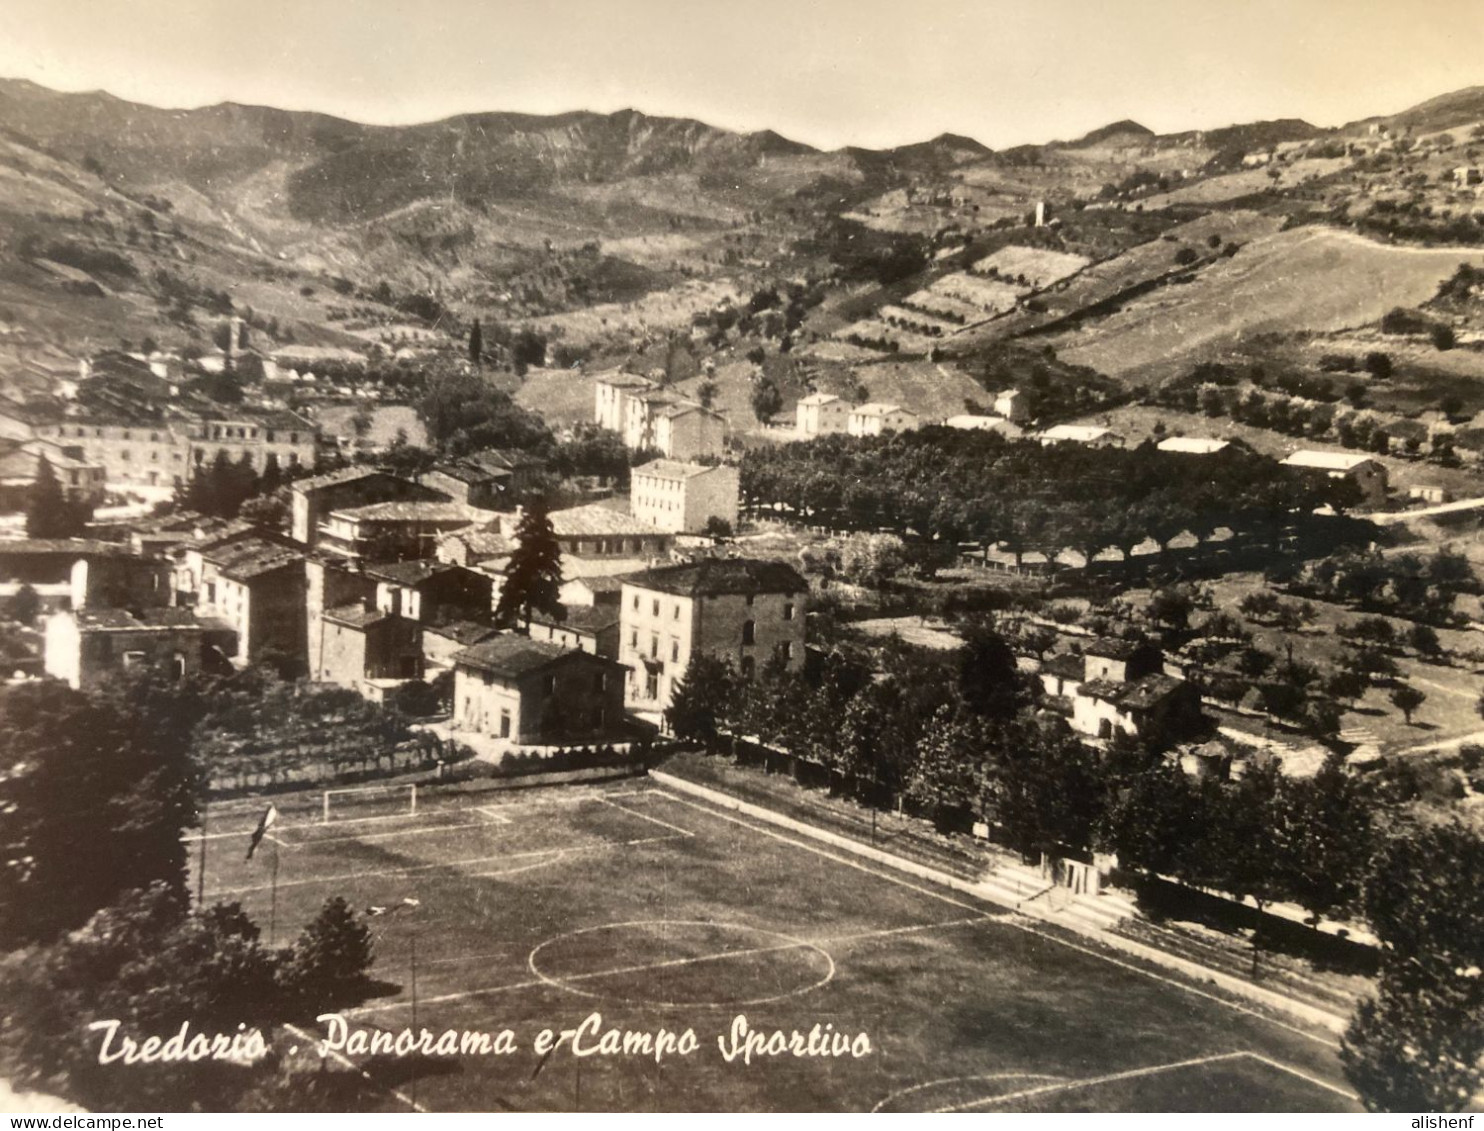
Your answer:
[1138,157,1354,210]
[1051,228,1484,381]
[196,781,1357,1113]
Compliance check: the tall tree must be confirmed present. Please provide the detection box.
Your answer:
[904,705,983,832]
[25,456,87,539]
[494,500,564,630]
[1343,822,1484,1111]
[468,318,484,366]
[0,679,202,948]
[664,655,737,748]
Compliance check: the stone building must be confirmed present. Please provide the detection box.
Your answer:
[452,636,627,745]
[618,557,807,715]
[44,607,236,690]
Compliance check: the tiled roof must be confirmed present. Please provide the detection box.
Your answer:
[852,402,905,417]
[364,559,463,586]
[1281,450,1375,472]
[294,466,405,492]
[1157,437,1229,454]
[206,537,303,581]
[454,634,617,678]
[621,557,806,598]
[1041,652,1085,680]
[466,448,546,472]
[530,604,621,634]
[657,402,720,421]
[1085,637,1145,661]
[568,574,625,594]
[0,539,142,558]
[445,527,517,559]
[323,603,395,629]
[550,503,666,538]
[1112,673,1189,710]
[423,619,500,646]
[1041,424,1111,442]
[76,607,201,631]
[426,461,510,484]
[797,393,841,406]
[332,501,475,523]
[594,371,654,390]
[633,459,724,481]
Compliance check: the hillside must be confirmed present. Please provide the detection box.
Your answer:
[1046,227,1484,381]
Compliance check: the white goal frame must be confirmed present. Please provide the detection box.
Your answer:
[321,782,418,824]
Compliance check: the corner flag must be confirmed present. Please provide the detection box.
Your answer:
[245,804,278,861]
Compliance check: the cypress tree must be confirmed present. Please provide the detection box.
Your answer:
[468,318,483,366]
[494,499,564,631]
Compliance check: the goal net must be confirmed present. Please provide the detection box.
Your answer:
[321,782,419,824]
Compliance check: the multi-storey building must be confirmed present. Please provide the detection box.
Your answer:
[618,557,807,716]
[795,393,849,439]
[848,403,918,437]
[594,371,726,460]
[630,460,739,534]
[452,636,627,745]
[290,467,451,547]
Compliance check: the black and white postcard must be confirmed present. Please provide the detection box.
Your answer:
[2,0,1483,1116]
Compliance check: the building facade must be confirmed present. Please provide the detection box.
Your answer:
[618,558,808,716]
[630,460,740,534]
[796,393,849,439]
[452,636,627,744]
[848,403,917,437]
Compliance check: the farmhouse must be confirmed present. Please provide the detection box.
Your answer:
[195,536,307,668]
[993,388,1030,423]
[848,403,917,437]
[529,604,622,659]
[318,501,479,563]
[452,636,627,745]
[364,559,494,624]
[795,393,849,439]
[1280,450,1389,504]
[631,459,739,534]
[0,439,106,508]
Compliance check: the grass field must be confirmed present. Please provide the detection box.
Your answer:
[195,782,1357,1112]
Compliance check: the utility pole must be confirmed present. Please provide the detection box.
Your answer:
[197,805,207,907]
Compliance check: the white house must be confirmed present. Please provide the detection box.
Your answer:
[1039,424,1124,448]
[1280,450,1389,503]
[631,459,740,534]
[993,388,1029,423]
[848,403,917,437]
[796,393,849,439]
[944,415,1023,438]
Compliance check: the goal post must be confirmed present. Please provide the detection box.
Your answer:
[321,782,418,824]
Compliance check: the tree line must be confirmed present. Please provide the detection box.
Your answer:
[664,633,1484,1111]
[740,430,1360,562]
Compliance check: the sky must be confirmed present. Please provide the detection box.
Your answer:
[1,0,1482,150]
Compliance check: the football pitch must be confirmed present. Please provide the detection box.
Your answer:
[195,782,1358,1112]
